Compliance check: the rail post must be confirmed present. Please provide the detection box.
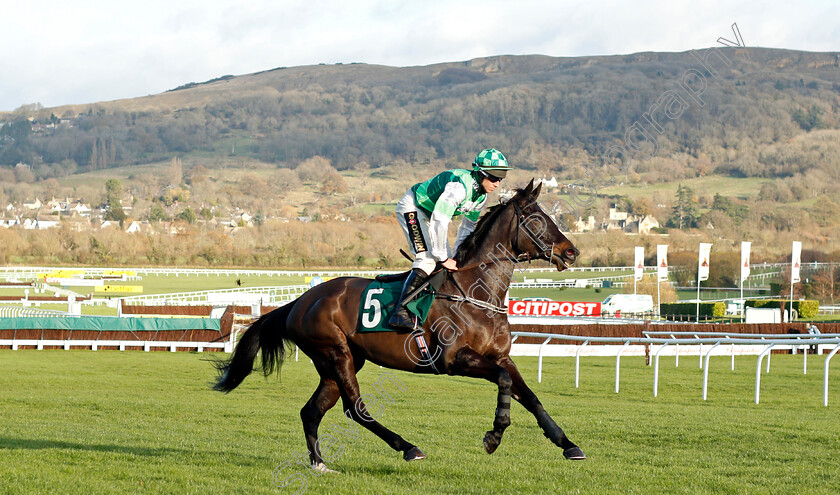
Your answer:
[703,341,722,400]
[730,343,735,371]
[537,337,552,383]
[615,341,630,393]
[824,344,840,406]
[653,342,669,397]
[575,340,590,388]
[755,344,776,404]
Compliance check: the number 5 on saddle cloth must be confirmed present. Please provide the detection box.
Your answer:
[357,270,447,332]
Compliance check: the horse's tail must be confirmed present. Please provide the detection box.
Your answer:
[212,300,296,393]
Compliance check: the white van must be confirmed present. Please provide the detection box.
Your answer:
[601,294,654,315]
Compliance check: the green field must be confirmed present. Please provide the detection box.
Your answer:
[1,351,838,494]
[598,176,772,201]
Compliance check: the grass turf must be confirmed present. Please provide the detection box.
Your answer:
[1,351,839,494]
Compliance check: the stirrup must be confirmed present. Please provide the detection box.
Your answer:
[388,307,415,330]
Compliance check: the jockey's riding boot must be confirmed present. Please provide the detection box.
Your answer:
[388,268,426,330]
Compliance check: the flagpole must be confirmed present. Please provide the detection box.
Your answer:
[696,276,701,323]
[789,271,794,322]
[657,278,661,318]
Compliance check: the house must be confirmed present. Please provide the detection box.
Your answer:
[623,215,661,235]
[70,203,92,217]
[537,177,559,188]
[608,206,628,222]
[63,217,91,232]
[23,198,42,210]
[637,215,660,234]
[125,220,141,233]
[592,205,662,235]
[46,199,69,214]
[574,215,596,232]
[124,220,151,234]
[35,217,60,230]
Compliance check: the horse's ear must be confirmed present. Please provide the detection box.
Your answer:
[523,179,535,194]
[532,181,543,199]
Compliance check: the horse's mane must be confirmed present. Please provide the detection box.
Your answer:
[454,188,525,263]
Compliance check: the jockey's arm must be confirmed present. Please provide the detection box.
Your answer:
[452,217,477,255]
[428,182,467,263]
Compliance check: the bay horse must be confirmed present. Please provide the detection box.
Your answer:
[213,179,585,472]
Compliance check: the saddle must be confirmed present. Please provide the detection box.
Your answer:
[374,267,448,292]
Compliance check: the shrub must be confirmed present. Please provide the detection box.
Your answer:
[660,302,725,317]
[745,299,819,319]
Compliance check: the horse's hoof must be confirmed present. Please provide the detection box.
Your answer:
[483,431,500,454]
[563,446,586,460]
[311,462,340,474]
[403,446,425,461]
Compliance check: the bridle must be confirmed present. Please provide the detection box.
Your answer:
[456,199,558,272]
[511,200,557,265]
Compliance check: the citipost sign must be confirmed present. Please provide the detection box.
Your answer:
[508,300,601,317]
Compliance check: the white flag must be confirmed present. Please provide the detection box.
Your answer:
[634,246,644,281]
[791,241,802,284]
[740,241,751,282]
[657,245,669,281]
[698,243,712,282]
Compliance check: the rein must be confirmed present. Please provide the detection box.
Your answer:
[453,200,555,272]
[436,200,560,314]
[400,197,564,315]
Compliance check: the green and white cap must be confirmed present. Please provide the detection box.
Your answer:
[472,148,511,179]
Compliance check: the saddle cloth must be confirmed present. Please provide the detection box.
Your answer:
[357,278,435,333]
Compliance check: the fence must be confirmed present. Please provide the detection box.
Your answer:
[509,331,840,406]
[0,305,69,317]
[118,285,309,307]
[0,314,232,353]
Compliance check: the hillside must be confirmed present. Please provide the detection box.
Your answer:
[1,48,839,280]
[2,48,839,177]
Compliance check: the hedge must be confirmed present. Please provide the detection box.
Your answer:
[745,300,819,319]
[660,302,726,317]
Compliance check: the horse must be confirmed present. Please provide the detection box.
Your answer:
[213,179,585,472]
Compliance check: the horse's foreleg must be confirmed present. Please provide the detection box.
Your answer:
[498,356,585,459]
[448,347,513,454]
[332,347,424,461]
[300,378,340,468]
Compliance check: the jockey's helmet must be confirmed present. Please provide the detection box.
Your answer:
[472,148,511,180]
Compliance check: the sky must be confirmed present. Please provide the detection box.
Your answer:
[1,0,838,112]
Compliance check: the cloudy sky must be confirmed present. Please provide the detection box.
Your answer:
[1,0,837,111]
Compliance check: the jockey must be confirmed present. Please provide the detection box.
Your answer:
[388,148,511,329]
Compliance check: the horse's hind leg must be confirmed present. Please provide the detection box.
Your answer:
[301,378,341,471]
[448,347,513,455]
[498,356,585,460]
[332,347,424,461]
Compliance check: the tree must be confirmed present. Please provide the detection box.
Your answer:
[104,179,126,224]
[149,203,169,222]
[320,171,348,195]
[187,164,208,184]
[169,157,183,186]
[667,184,698,230]
[808,264,838,304]
[711,193,749,225]
[177,207,197,224]
[631,198,654,217]
[622,274,678,303]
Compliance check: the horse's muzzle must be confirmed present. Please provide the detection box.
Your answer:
[551,246,579,271]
